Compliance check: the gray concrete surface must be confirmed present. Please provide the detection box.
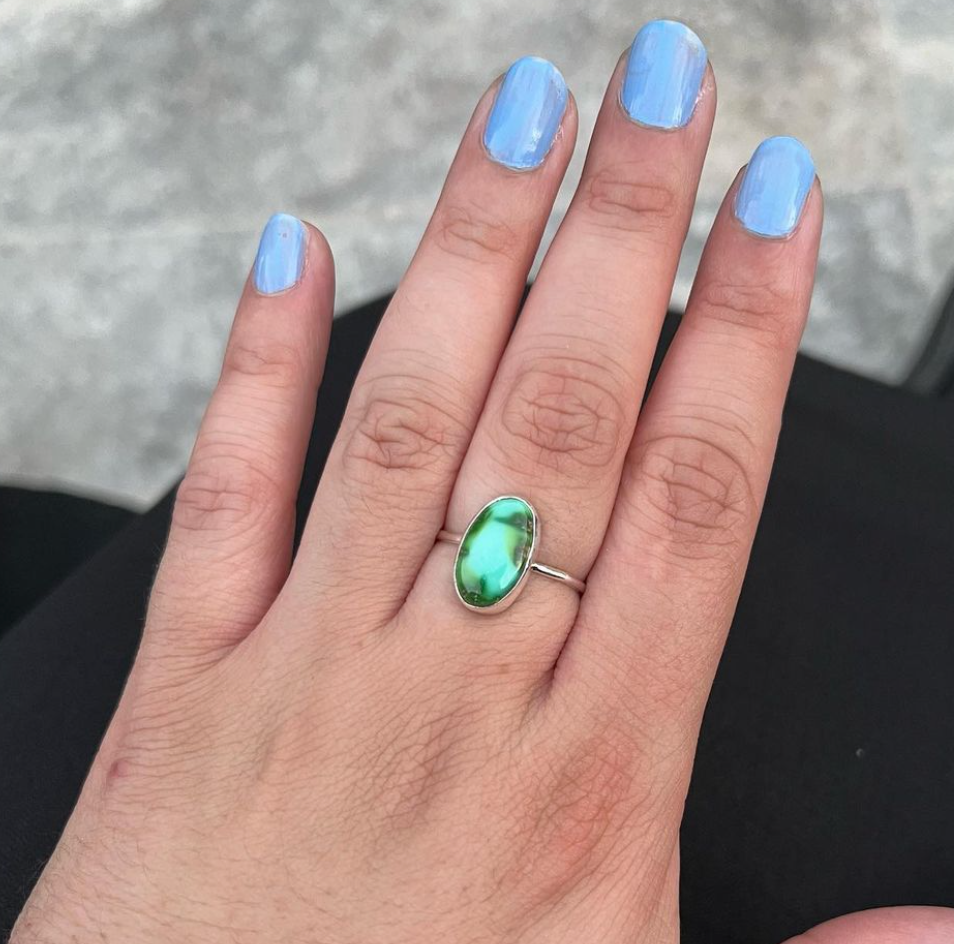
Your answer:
[2,0,953,508]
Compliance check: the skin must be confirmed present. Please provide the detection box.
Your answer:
[13,47,953,944]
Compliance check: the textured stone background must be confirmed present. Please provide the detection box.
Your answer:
[3,0,954,508]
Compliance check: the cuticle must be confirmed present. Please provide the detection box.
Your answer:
[616,86,699,132]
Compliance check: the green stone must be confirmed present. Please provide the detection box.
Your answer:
[455,497,535,609]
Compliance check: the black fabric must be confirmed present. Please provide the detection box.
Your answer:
[682,355,954,941]
[1,296,952,942]
[0,487,134,634]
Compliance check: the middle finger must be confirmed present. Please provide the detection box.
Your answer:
[443,21,715,625]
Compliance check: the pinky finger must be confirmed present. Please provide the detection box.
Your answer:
[147,214,334,664]
[558,138,821,755]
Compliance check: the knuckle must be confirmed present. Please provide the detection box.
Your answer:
[222,336,303,392]
[341,375,470,486]
[101,680,249,811]
[625,427,758,567]
[173,454,282,537]
[579,161,680,241]
[432,199,525,266]
[696,276,799,348]
[496,353,628,478]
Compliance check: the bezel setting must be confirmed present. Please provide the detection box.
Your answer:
[452,495,540,614]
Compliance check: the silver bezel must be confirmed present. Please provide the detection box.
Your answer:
[452,495,540,614]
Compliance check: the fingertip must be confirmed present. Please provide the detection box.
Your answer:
[618,19,711,131]
[733,136,817,239]
[561,88,580,146]
[807,174,825,225]
[252,212,307,296]
[300,220,337,298]
[702,60,717,107]
[301,220,334,265]
[482,56,572,171]
[241,215,335,329]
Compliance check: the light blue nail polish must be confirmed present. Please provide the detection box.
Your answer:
[483,56,568,170]
[621,20,707,129]
[735,136,816,238]
[253,213,306,294]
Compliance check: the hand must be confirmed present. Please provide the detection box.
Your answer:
[13,21,951,944]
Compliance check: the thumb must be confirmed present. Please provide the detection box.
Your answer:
[783,907,954,943]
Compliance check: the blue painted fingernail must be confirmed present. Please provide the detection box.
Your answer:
[483,56,568,170]
[622,20,707,129]
[253,213,306,294]
[735,137,816,238]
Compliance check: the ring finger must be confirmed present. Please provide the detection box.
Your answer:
[281,57,577,633]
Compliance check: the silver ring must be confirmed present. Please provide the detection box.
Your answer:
[437,495,585,613]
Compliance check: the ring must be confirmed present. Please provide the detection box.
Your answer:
[437,496,586,613]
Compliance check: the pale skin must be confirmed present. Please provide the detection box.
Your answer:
[13,48,954,944]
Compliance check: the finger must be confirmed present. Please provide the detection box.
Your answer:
[557,138,822,776]
[286,59,576,627]
[147,215,333,662]
[783,907,954,943]
[436,21,714,631]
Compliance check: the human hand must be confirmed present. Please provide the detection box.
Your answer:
[14,19,952,944]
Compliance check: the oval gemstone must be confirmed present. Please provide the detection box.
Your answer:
[455,497,535,609]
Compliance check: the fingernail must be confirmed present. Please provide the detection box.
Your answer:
[253,213,306,294]
[483,56,568,170]
[735,136,816,238]
[621,20,707,129]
